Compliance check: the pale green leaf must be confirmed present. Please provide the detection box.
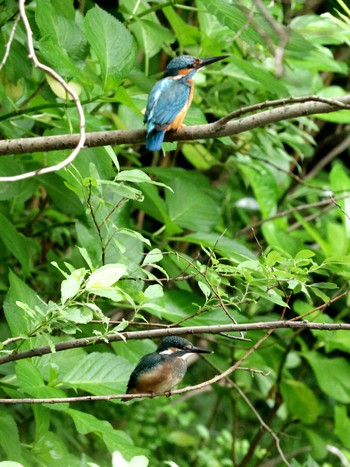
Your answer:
[61,268,87,304]
[144,284,163,299]
[142,248,163,266]
[85,264,127,289]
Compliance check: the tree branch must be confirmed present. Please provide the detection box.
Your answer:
[0,95,349,157]
[0,327,273,405]
[1,320,349,366]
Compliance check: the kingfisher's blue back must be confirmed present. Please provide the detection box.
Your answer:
[144,77,192,151]
[144,54,229,151]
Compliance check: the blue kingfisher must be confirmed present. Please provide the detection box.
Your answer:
[144,54,229,151]
[126,336,212,395]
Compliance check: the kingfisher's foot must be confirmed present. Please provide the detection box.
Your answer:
[165,390,172,397]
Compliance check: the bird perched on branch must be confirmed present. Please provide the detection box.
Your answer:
[126,336,212,395]
[144,54,229,151]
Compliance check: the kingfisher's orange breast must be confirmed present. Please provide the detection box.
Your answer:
[165,78,194,131]
[127,359,187,394]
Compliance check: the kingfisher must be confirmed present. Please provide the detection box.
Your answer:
[144,54,229,151]
[126,336,212,395]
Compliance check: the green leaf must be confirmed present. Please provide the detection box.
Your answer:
[114,228,151,246]
[303,428,328,460]
[36,0,87,77]
[198,281,211,300]
[116,169,168,188]
[280,380,319,424]
[323,329,350,354]
[15,360,68,403]
[62,307,93,324]
[113,452,149,467]
[305,352,350,403]
[239,162,278,218]
[32,431,76,465]
[142,248,163,266]
[129,20,175,58]
[61,268,87,304]
[180,232,256,263]
[182,144,216,170]
[139,184,181,234]
[163,6,199,47]
[334,405,350,449]
[101,180,145,201]
[3,272,47,336]
[0,212,31,274]
[167,430,198,447]
[330,164,350,236]
[0,463,24,467]
[166,178,220,232]
[143,284,163,299]
[66,409,145,458]
[60,352,133,395]
[84,5,136,88]
[204,0,265,44]
[85,264,127,289]
[0,409,21,461]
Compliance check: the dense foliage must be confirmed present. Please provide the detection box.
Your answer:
[1,0,350,465]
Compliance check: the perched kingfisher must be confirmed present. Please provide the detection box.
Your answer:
[126,336,212,395]
[144,54,229,151]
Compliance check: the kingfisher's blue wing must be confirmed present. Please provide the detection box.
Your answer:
[126,353,163,393]
[144,77,191,131]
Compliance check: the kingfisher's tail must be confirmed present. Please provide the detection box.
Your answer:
[146,129,165,151]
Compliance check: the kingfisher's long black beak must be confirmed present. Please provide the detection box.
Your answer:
[189,345,213,354]
[196,55,229,69]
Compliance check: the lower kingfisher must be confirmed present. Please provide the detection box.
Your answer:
[126,336,212,395]
[144,54,229,151]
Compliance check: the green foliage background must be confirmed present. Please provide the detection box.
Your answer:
[1,0,350,465]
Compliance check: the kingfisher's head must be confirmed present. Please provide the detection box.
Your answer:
[163,54,229,78]
[156,336,212,358]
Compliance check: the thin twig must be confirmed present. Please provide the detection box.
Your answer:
[232,381,290,466]
[236,193,350,236]
[0,0,86,182]
[330,194,350,222]
[215,95,350,128]
[255,0,290,77]
[87,181,105,264]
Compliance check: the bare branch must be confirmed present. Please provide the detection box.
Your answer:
[255,0,290,77]
[1,320,350,366]
[0,95,350,157]
[0,327,273,405]
[0,1,86,182]
[330,194,350,223]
